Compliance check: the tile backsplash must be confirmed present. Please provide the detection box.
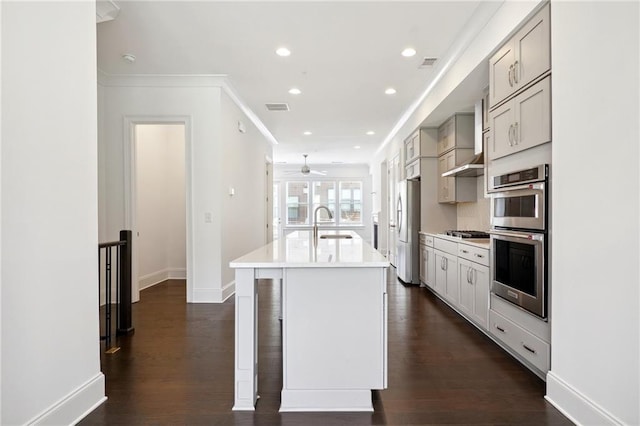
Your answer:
[457,177,490,231]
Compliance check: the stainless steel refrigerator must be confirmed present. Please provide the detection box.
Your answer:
[396,179,420,284]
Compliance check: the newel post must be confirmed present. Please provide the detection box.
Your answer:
[117,230,135,335]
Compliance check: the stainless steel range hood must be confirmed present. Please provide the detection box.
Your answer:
[441,99,485,178]
[442,153,484,177]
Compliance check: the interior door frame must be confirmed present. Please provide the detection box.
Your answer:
[123,115,192,303]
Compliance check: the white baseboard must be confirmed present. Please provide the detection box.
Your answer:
[138,268,186,291]
[190,280,235,303]
[545,370,624,426]
[27,373,106,426]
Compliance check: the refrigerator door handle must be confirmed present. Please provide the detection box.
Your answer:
[396,195,402,235]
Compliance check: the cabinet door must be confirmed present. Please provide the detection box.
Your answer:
[488,98,516,161]
[443,253,458,305]
[419,245,427,283]
[513,76,551,153]
[489,41,516,108]
[405,132,420,164]
[425,247,435,289]
[445,151,456,201]
[513,4,550,93]
[434,250,447,295]
[437,117,454,156]
[458,260,473,316]
[405,159,420,180]
[437,155,449,203]
[489,4,550,108]
[471,263,490,329]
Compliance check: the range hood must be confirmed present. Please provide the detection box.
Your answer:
[441,99,485,178]
[442,153,484,177]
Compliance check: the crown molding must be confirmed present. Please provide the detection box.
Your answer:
[97,69,278,146]
[96,70,228,88]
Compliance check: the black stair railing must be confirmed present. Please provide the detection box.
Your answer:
[98,230,134,352]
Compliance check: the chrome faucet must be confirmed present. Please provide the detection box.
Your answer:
[313,205,333,243]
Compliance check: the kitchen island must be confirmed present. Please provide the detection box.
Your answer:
[230,230,389,412]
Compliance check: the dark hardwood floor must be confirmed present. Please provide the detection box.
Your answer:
[81,274,572,425]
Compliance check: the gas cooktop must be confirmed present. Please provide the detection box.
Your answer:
[445,230,490,239]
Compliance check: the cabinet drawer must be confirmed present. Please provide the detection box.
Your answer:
[434,238,457,255]
[419,234,434,247]
[489,310,550,373]
[458,244,489,266]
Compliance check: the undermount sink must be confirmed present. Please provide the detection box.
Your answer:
[319,234,353,239]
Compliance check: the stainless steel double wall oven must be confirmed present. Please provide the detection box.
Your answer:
[488,164,548,319]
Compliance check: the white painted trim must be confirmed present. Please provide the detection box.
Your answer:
[191,280,235,303]
[545,371,624,426]
[97,71,227,88]
[26,373,106,426]
[138,268,187,291]
[123,117,193,304]
[98,70,279,147]
[221,80,278,146]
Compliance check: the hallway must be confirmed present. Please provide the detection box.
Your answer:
[81,275,571,425]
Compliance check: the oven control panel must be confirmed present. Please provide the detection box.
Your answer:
[490,164,548,190]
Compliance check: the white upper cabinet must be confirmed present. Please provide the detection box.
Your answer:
[437,114,474,156]
[488,76,551,160]
[489,4,550,108]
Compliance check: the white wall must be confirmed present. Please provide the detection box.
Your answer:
[220,93,273,290]
[546,3,639,425]
[98,77,272,302]
[135,124,186,289]
[1,2,105,424]
[99,79,222,303]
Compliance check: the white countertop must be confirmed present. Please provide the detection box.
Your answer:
[230,230,389,268]
[420,231,491,249]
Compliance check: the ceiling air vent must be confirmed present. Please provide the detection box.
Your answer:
[265,103,290,111]
[419,57,438,68]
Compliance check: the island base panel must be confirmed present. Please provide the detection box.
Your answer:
[279,389,373,412]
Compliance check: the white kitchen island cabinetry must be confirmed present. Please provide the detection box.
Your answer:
[230,230,389,412]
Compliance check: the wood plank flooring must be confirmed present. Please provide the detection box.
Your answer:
[80,274,572,425]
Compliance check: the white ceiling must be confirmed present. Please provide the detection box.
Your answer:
[97,1,484,166]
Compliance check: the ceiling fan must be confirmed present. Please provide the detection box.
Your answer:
[285,154,327,176]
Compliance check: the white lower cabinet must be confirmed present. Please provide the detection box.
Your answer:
[434,249,458,305]
[420,244,435,289]
[489,310,550,374]
[458,259,489,329]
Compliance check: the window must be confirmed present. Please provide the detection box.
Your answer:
[339,181,362,225]
[286,182,309,225]
[284,179,363,226]
[312,181,336,224]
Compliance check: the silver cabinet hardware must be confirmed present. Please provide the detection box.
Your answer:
[513,60,519,83]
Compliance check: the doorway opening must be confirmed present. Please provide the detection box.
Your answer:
[129,122,188,302]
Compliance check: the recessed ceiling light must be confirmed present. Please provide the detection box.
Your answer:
[276,47,291,57]
[402,47,417,57]
[366,131,375,135]
[288,88,301,95]
[354,145,361,149]
[385,88,397,95]
[303,131,312,135]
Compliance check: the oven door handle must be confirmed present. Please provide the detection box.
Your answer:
[491,182,545,193]
[489,229,544,241]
